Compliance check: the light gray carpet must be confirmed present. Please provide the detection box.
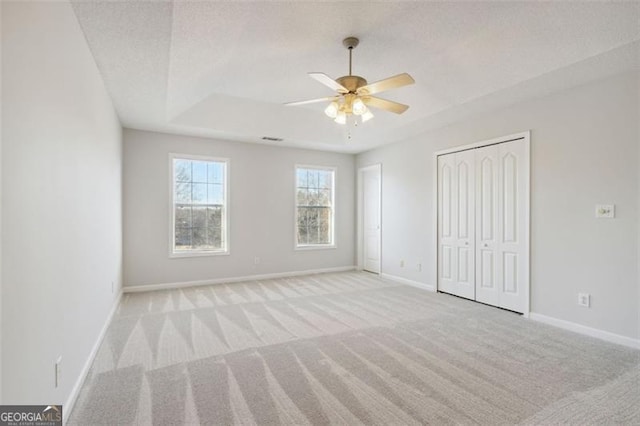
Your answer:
[68,271,640,425]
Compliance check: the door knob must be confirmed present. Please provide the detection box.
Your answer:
[465,242,469,245]
[484,243,488,247]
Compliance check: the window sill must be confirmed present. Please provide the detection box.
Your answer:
[295,244,337,251]
[170,250,230,259]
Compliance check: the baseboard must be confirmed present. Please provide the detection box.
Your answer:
[380,273,436,292]
[123,265,357,293]
[64,289,123,424]
[529,312,640,350]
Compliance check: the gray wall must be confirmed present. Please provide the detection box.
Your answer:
[123,129,356,287]
[357,72,639,340]
[1,2,122,404]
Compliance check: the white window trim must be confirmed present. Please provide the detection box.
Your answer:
[169,153,230,258]
[294,164,337,250]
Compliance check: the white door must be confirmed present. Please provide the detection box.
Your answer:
[362,165,381,273]
[438,149,475,299]
[474,141,528,313]
[475,144,500,307]
[495,140,528,312]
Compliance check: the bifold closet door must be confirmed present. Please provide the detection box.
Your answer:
[474,140,527,313]
[438,149,475,300]
[439,139,528,313]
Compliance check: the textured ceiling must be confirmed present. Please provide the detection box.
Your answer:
[71,1,640,153]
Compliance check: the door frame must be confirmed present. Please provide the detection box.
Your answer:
[357,163,382,274]
[433,131,531,317]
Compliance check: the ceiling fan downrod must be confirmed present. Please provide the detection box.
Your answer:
[342,37,359,77]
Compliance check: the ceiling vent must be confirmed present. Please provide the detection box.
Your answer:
[261,136,283,142]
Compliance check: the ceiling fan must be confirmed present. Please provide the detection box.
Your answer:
[285,37,415,125]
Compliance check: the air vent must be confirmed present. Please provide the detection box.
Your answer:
[261,136,283,142]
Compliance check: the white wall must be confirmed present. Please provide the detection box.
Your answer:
[0,0,3,403]
[1,1,122,407]
[637,73,640,340]
[123,129,355,288]
[357,72,639,340]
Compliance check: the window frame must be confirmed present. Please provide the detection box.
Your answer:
[294,164,337,250]
[169,153,230,258]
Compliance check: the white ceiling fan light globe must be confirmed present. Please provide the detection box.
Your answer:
[352,97,367,115]
[334,111,347,124]
[324,101,339,118]
[361,110,374,122]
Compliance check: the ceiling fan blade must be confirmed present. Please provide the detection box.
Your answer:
[284,96,339,106]
[357,73,415,96]
[309,72,348,93]
[362,96,410,114]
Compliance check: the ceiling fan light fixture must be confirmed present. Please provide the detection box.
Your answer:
[361,110,374,122]
[334,111,347,124]
[352,97,367,115]
[324,101,339,118]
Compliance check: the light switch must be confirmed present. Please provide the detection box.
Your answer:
[595,204,615,218]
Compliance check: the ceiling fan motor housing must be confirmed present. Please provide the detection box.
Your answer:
[336,75,368,93]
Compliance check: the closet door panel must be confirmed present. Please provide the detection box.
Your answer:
[497,140,528,313]
[438,150,475,300]
[454,150,475,299]
[475,145,500,306]
[438,154,458,296]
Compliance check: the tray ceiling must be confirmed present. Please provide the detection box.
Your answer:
[71,1,640,153]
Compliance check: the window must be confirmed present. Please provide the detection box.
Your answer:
[171,154,228,256]
[295,165,335,248]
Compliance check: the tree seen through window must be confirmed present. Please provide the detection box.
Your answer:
[173,157,227,253]
[296,167,334,246]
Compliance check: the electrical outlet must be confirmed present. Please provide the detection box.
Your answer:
[417,263,422,272]
[400,260,405,268]
[55,357,62,388]
[578,293,590,307]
